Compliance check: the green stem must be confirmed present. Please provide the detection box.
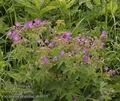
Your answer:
[112,13,117,42]
[105,1,108,31]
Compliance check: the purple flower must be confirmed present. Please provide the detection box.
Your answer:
[83,55,88,62]
[24,21,33,28]
[7,31,12,38]
[101,31,107,38]
[11,30,17,37]
[76,36,81,42]
[83,47,88,53]
[13,35,21,42]
[34,18,41,26]
[12,31,21,42]
[61,32,71,40]
[45,39,49,44]
[15,22,20,27]
[42,56,49,64]
[7,30,21,43]
[60,50,65,56]
[81,36,85,42]
[48,42,55,47]
[94,56,97,61]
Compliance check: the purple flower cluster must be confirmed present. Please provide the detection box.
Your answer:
[83,47,88,53]
[6,18,49,43]
[48,42,55,48]
[24,21,33,28]
[101,31,107,43]
[61,32,71,40]
[15,22,20,27]
[34,18,41,26]
[42,56,49,64]
[77,35,93,48]
[41,49,65,64]
[15,18,47,30]
[24,18,43,28]
[50,32,107,63]
[7,30,21,43]
[83,55,89,62]
[45,39,49,44]
[7,18,108,67]
[60,50,65,56]
[101,31,107,38]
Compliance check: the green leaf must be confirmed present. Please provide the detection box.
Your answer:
[66,94,72,101]
[40,6,58,15]
[93,0,101,5]
[66,0,76,9]
[38,1,59,15]
[15,0,33,8]
[107,0,118,14]
[32,0,41,10]
[0,49,3,60]
[72,18,85,35]
[0,61,6,69]
[86,1,93,9]
[0,18,8,33]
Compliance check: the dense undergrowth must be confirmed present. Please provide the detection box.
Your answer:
[0,0,120,101]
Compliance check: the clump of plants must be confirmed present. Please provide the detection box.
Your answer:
[0,18,119,101]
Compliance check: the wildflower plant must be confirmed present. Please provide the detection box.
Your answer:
[1,18,118,101]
